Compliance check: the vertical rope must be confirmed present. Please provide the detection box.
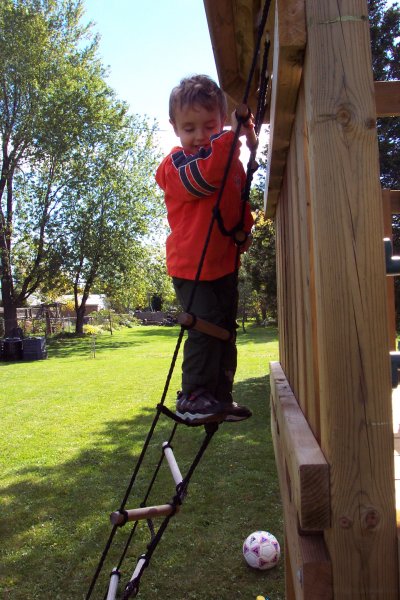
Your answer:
[86,1,272,596]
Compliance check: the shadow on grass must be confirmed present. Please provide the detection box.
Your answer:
[46,327,181,360]
[0,373,284,600]
[44,324,277,362]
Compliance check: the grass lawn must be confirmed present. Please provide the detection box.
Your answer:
[0,324,283,600]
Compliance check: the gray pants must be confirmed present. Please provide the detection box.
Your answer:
[173,273,238,402]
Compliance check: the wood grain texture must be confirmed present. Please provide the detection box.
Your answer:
[304,1,398,596]
[270,362,330,531]
[375,81,400,117]
[382,189,396,350]
[271,376,333,599]
[265,0,306,217]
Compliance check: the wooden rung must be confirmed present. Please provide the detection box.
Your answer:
[110,504,179,526]
[162,442,183,486]
[106,568,120,600]
[177,312,231,341]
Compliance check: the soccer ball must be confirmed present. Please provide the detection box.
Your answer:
[242,531,280,570]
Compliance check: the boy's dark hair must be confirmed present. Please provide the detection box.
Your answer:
[169,74,227,121]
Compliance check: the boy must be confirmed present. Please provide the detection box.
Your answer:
[156,74,254,425]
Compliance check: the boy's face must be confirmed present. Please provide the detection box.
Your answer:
[170,103,224,154]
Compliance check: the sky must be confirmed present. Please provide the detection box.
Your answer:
[82,0,221,155]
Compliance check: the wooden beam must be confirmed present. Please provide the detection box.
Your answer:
[264,0,306,218]
[270,362,330,531]
[375,81,400,117]
[303,1,399,596]
[203,0,261,115]
[271,372,333,599]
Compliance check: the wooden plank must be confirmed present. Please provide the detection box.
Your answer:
[271,388,333,599]
[284,536,297,600]
[285,161,298,390]
[203,0,263,115]
[304,1,399,596]
[294,86,321,438]
[390,190,400,214]
[375,81,400,117]
[270,362,330,531]
[264,0,306,218]
[276,194,289,370]
[382,189,396,351]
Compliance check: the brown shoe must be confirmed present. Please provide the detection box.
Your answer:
[222,401,252,422]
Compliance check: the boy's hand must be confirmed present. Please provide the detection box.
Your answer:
[240,234,252,254]
[234,231,253,253]
[231,106,258,151]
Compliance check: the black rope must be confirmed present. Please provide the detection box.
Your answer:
[86,1,272,597]
[120,424,219,599]
[243,0,271,104]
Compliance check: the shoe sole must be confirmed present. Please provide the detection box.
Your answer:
[175,410,225,425]
[224,413,252,422]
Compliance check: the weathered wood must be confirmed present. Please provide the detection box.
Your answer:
[271,387,333,599]
[270,362,330,531]
[265,0,306,218]
[390,190,400,214]
[285,537,297,600]
[203,0,260,114]
[304,1,398,596]
[269,81,399,218]
[382,189,396,350]
[375,81,400,117]
[274,82,322,438]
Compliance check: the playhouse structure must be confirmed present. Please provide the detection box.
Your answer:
[204,0,400,597]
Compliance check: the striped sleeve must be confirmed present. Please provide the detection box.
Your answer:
[169,131,238,199]
[172,150,217,198]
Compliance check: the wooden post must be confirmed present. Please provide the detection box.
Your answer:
[382,189,396,351]
[304,0,398,596]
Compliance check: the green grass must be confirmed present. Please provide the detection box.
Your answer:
[0,325,283,600]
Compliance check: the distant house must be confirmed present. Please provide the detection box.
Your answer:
[58,294,108,316]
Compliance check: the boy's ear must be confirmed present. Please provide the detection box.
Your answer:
[170,118,179,136]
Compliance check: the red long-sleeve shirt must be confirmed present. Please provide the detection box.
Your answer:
[156,130,253,281]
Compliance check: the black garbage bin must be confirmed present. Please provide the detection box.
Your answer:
[3,337,23,361]
[22,337,47,360]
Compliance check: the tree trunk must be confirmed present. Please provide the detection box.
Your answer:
[75,303,86,334]
[2,277,18,336]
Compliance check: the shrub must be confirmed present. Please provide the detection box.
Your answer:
[83,324,102,336]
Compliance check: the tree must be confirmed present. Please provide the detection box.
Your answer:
[104,242,176,313]
[57,114,162,333]
[239,148,277,323]
[368,0,400,188]
[0,0,122,334]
